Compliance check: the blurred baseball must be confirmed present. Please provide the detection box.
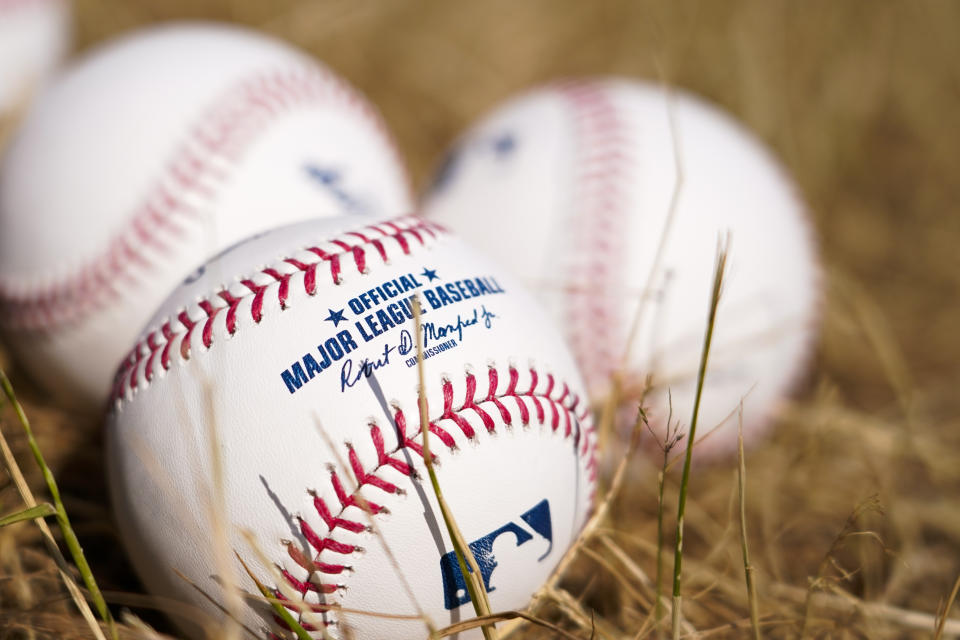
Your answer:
[423,78,820,460]
[107,214,596,639]
[0,22,413,408]
[0,0,70,142]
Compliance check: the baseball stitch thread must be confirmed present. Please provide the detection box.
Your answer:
[109,216,442,405]
[272,365,597,632]
[556,81,633,389]
[0,65,411,332]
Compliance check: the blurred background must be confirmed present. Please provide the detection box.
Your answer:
[2,1,959,637]
[63,0,959,410]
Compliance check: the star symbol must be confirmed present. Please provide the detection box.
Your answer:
[324,308,347,326]
[421,268,439,282]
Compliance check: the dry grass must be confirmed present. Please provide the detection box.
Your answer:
[3,1,960,638]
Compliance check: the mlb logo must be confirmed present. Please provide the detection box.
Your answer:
[440,499,553,610]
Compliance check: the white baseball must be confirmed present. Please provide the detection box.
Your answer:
[422,79,820,460]
[106,214,596,639]
[0,0,70,125]
[0,22,413,409]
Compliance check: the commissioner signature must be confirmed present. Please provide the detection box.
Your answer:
[423,305,497,348]
[340,305,498,391]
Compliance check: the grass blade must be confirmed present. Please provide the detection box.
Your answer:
[437,610,583,639]
[412,296,497,640]
[671,236,729,640]
[0,502,56,527]
[800,495,885,638]
[655,463,666,637]
[0,366,115,639]
[934,572,960,640]
[737,403,762,640]
[652,391,682,638]
[201,380,244,640]
[235,551,316,640]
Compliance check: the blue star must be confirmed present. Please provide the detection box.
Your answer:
[421,268,439,282]
[324,308,347,326]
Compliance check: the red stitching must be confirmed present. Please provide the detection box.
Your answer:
[278,364,596,625]
[370,423,414,476]
[109,217,443,405]
[309,488,368,536]
[157,323,174,371]
[485,368,512,425]
[555,80,634,388]
[0,64,411,332]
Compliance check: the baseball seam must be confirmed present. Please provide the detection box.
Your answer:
[557,81,633,389]
[273,364,597,633]
[0,63,410,332]
[109,216,442,405]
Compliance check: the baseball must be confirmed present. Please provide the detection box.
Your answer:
[0,22,413,409]
[422,78,820,460]
[106,214,596,638]
[0,0,70,140]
